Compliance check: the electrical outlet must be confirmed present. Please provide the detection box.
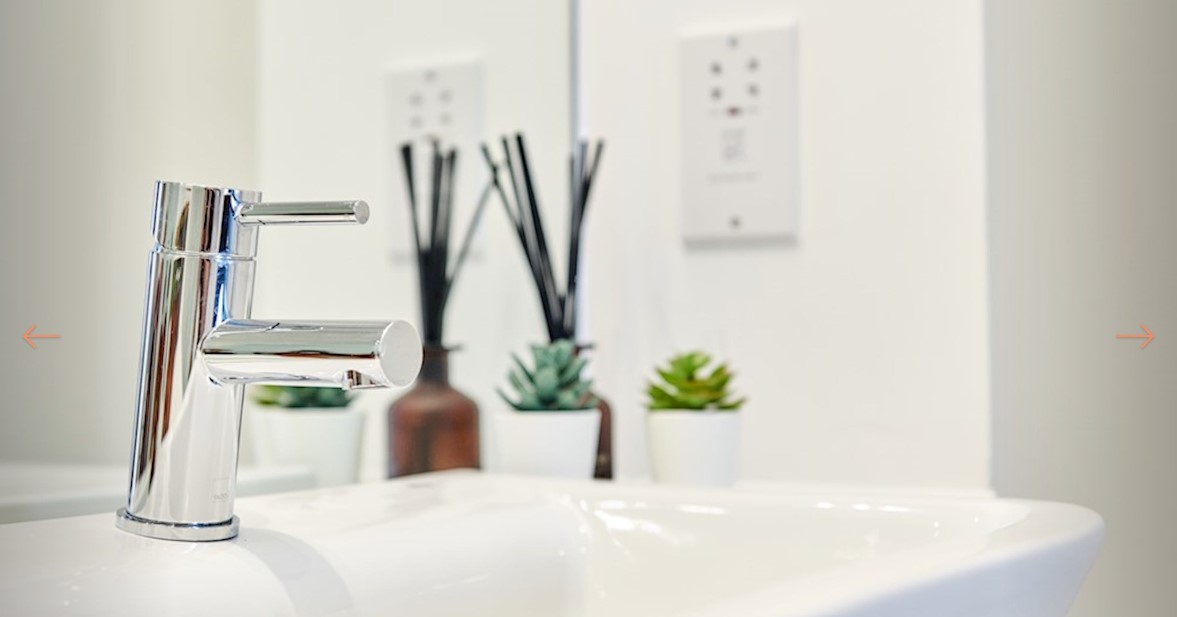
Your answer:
[679,23,799,244]
[387,57,485,261]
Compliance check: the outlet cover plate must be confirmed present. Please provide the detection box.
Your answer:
[679,23,799,244]
[387,57,485,261]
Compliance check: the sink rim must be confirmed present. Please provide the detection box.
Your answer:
[0,470,1104,617]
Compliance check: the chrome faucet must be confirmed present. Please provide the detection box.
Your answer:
[116,181,422,542]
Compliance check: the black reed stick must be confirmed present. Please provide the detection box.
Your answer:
[481,132,605,343]
[430,150,451,339]
[514,134,563,334]
[499,137,529,237]
[400,143,422,254]
[400,143,430,334]
[397,141,491,346]
[499,137,561,340]
[580,140,604,222]
[483,144,519,229]
[445,180,493,300]
[488,142,548,315]
[564,140,603,336]
[563,141,588,335]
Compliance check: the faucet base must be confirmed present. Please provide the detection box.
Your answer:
[115,509,240,542]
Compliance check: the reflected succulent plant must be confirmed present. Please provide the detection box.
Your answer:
[646,351,746,411]
[251,385,354,409]
[500,340,597,411]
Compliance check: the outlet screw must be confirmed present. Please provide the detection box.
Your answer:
[710,62,722,75]
[748,58,759,71]
[439,89,452,103]
[711,87,722,100]
[748,83,759,97]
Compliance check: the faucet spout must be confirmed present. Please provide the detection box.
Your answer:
[202,319,422,389]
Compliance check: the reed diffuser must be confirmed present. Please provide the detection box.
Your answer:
[387,140,490,478]
[481,133,614,478]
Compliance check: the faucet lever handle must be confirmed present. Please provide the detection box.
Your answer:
[236,200,369,225]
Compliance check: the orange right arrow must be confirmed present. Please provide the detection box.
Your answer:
[1116,324,1154,349]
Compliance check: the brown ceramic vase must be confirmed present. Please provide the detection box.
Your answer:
[387,345,480,477]
[575,344,613,480]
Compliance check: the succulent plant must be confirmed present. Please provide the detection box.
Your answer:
[500,340,597,411]
[251,385,354,409]
[646,351,746,411]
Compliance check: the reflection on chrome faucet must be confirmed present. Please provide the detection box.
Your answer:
[116,181,422,542]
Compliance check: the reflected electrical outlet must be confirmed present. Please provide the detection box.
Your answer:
[387,57,486,262]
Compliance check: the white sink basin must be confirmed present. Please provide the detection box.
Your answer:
[0,471,1102,617]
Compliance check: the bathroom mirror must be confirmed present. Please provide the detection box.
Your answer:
[248,0,578,484]
[0,0,576,521]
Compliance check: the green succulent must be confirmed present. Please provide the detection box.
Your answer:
[500,339,597,411]
[251,385,354,409]
[647,351,746,411]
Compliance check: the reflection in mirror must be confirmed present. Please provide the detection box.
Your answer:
[249,0,578,484]
[0,0,577,520]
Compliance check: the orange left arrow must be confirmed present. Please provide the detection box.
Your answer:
[22,325,61,350]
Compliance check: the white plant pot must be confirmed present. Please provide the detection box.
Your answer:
[488,408,600,479]
[249,406,365,488]
[647,410,741,487]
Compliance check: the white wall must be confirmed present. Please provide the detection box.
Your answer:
[253,0,570,480]
[2,0,993,492]
[581,0,992,486]
[986,0,1177,615]
[0,0,256,465]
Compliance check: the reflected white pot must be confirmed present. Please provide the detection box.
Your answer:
[647,410,740,487]
[488,408,600,479]
[249,407,365,488]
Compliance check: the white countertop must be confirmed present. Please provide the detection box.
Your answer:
[0,461,316,524]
